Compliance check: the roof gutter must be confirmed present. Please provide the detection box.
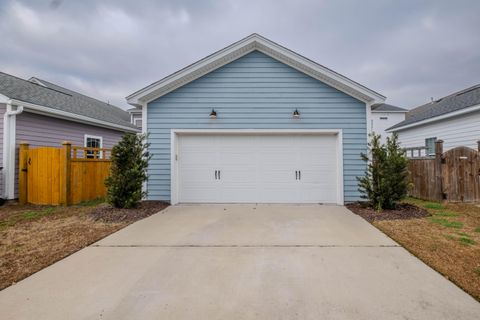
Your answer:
[387,103,480,132]
[9,99,140,133]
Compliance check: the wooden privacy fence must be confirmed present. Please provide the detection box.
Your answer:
[19,141,112,205]
[408,140,480,202]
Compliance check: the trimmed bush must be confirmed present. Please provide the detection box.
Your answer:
[105,133,151,208]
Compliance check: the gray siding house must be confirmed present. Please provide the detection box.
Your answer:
[388,84,480,156]
[127,34,387,204]
[0,72,139,200]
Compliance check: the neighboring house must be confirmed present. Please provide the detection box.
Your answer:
[388,84,480,156]
[0,72,139,200]
[370,103,407,143]
[127,107,142,129]
[127,34,389,205]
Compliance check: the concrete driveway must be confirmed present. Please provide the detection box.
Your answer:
[1,204,479,319]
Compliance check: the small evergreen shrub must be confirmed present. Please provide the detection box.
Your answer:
[357,133,409,210]
[105,133,151,208]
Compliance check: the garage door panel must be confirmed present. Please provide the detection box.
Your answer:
[177,134,338,203]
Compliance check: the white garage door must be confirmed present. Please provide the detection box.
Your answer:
[176,134,339,204]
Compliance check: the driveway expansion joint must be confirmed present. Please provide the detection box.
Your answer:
[91,244,401,248]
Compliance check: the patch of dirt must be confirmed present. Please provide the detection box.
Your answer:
[0,200,169,290]
[346,202,430,222]
[89,201,169,223]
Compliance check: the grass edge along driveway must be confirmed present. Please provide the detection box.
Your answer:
[373,198,480,301]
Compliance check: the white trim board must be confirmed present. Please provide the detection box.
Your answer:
[127,34,385,106]
[169,129,344,205]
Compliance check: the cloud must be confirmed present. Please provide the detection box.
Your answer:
[0,0,479,109]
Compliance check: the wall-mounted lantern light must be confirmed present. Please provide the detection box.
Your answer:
[209,108,217,119]
[292,108,300,119]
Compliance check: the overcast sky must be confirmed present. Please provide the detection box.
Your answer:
[0,0,479,109]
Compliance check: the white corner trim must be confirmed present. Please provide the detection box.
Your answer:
[388,103,480,132]
[141,102,147,135]
[141,102,148,198]
[3,101,24,199]
[366,101,373,138]
[336,130,344,205]
[169,129,344,205]
[126,34,385,106]
[9,99,139,133]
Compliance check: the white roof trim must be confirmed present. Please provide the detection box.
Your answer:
[127,34,386,106]
[387,103,480,132]
[9,98,140,133]
[371,110,408,113]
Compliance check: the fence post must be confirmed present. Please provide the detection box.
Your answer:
[434,140,444,201]
[18,142,29,204]
[477,140,480,152]
[61,141,72,206]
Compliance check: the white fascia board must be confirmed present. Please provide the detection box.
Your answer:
[371,110,408,113]
[10,99,140,133]
[387,103,480,132]
[127,34,385,106]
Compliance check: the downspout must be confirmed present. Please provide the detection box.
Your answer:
[3,100,24,199]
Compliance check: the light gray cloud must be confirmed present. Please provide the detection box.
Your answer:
[0,0,479,109]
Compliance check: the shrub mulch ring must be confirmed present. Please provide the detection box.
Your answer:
[346,202,430,222]
[89,201,169,223]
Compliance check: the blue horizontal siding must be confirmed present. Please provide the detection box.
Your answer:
[146,51,366,203]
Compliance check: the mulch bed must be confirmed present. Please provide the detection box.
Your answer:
[89,201,169,223]
[346,202,430,222]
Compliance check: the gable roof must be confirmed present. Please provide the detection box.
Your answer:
[388,84,480,131]
[371,103,407,112]
[127,33,386,106]
[0,72,138,132]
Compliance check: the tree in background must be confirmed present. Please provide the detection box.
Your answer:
[357,133,409,210]
[105,133,151,208]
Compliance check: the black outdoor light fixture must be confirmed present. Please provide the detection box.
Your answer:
[209,108,217,119]
[292,108,300,119]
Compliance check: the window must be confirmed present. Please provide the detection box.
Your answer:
[425,137,437,156]
[134,118,142,128]
[84,135,103,159]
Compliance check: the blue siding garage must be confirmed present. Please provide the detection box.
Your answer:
[145,50,367,203]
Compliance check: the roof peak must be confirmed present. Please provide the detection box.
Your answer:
[127,33,385,106]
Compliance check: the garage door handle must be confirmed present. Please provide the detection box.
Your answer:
[215,170,218,180]
[218,170,221,180]
[295,170,298,180]
[299,170,301,180]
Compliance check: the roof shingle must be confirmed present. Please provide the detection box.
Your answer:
[0,72,136,129]
[371,103,407,112]
[389,84,480,130]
